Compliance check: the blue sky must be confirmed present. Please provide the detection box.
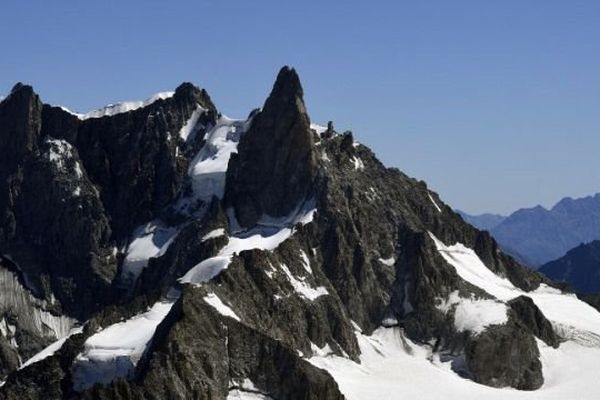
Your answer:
[2,1,599,214]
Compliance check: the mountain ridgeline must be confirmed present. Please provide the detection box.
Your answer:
[460,194,600,267]
[0,67,599,399]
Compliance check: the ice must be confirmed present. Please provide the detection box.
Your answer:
[20,327,83,369]
[429,232,600,339]
[309,325,600,400]
[437,291,508,334]
[72,300,175,391]
[427,193,442,213]
[120,221,178,285]
[179,105,207,142]
[203,293,240,321]
[78,91,174,120]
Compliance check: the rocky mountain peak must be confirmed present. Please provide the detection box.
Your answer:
[173,81,216,113]
[225,66,317,228]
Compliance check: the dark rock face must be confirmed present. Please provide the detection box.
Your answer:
[465,318,543,390]
[540,240,600,294]
[225,66,317,228]
[0,81,218,372]
[509,295,560,348]
[0,68,576,398]
[74,83,217,240]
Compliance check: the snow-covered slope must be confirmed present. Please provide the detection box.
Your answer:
[309,326,600,400]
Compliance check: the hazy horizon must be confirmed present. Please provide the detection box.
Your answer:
[2,1,599,214]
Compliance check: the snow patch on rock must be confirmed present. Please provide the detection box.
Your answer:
[436,291,508,334]
[203,293,240,321]
[72,300,175,391]
[120,221,178,286]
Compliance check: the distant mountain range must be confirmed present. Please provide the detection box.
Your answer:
[539,241,600,294]
[456,211,506,231]
[459,193,600,267]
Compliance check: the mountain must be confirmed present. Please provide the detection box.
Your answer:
[0,67,600,399]
[456,210,506,231]
[539,241,600,294]
[460,194,600,267]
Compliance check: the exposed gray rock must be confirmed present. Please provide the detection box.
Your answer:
[225,66,317,228]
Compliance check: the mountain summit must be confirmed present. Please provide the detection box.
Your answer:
[225,66,317,228]
[1,68,600,399]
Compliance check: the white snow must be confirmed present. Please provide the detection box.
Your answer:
[427,193,442,213]
[428,232,600,341]
[351,156,365,170]
[309,325,600,400]
[72,300,175,391]
[378,257,395,266]
[280,263,328,301]
[227,390,272,400]
[20,326,83,369]
[120,221,178,285]
[437,291,508,334]
[78,91,174,120]
[228,378,273,398]
[202,228,226,241]
[45,138,74,170]
[180,203,316,285]
[176,115,252,215]
[299,250,312,274]
[203,293,240,321]
[310,123,327,134]
[179,105,207,142]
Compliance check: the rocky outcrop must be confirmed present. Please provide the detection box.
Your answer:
[509,295,560,348]
[465,317,543,390]
[225,66,317,228]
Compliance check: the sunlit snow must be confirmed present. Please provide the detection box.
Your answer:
[77,91,174,120]
[120,221,178,285]
[309,325,600,400]
[72,300,175,391]
[203,293,240,321]
[429,232,600,343]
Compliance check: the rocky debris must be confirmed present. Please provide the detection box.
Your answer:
[225,66,318,228]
